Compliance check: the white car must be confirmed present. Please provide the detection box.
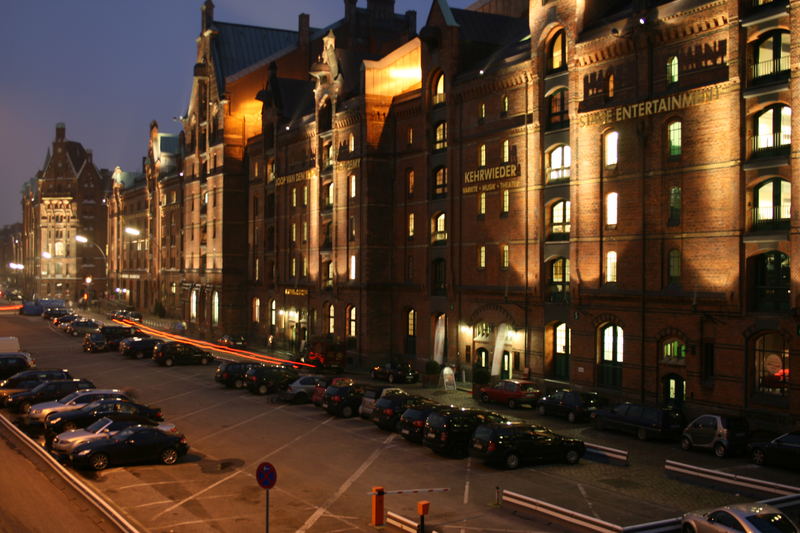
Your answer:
[51,417,176,458]
[682,503,798,533]
[27,389,130,425]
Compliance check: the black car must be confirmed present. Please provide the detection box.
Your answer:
[591,403,685,441]
[119,337,162,359]
[99,326,144,350]
[0,352,35,380]
[0,369,73,400]
[5,378,95,413]
[152,342,213,367]
[537,390,607,423]
[83,333,109,352]
[370,361,419,384]
[45,399,163,437]
[749,430,800,468]
[398,401,441,443]
[244,365,298,395]
[323,383,367,418]
[372,393,427,432]
[215,361,259,389]
[69,425,188,471]
[470,422,585,469]
[217,335,247,348]
[423,407,507,457]
[52,314,78,327]
[42,307,68,319]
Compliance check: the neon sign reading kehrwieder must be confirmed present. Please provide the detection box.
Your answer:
[462,163,520,195]
[578,85,721,128]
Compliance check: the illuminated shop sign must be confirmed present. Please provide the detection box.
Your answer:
[275,171,310,186]
[578,85,721,128]
[284,288,308,296]
[462,163,520,194]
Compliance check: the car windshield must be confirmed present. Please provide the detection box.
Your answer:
[113,427,138,442]
[86,417,113,433]
[59,391,82,404]
[427,413,448,429]
[745,512,798,533]
[473,425,494,441]
[520,384,538,392]
[30,382,50,393]
[82,400,106,412]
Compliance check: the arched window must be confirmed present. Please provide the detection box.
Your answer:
[752,30,790,79]
[604,130,619,166]
[252,297,260,323]
[270,299,276,326]
[502,140,510,163]
[601,324,624,363]
[434,121,448,150]
[211,291,219,326]
[547,145,571,181]
[754,332,788,395]
[408,213,415,237]
[431,213,447,242]
[663,339,686,361]
[753,104,791,153]
[606,192,618,226]
[433,167,448,197]
[479,144,486,167]
[753,178,791,228]
[606,251,618,283]
[551,200,571,237]
[54,241,65,257]
[555,323,571,356]
[607,73,615,98]
[666,56,679,84]
[669,186,682,226]
[349,174,356,198]
[549,257,570,300]
[547,29,567,73]
[190,289,199,321]
[325,303,335,334]
[667,120,682,157]
[347,306,357,337]
[547,88,569,129]
[668,249,681,284]
[433,72,446,105]
[407,169,415,196]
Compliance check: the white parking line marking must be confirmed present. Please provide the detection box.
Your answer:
[159,513,261,530]
[193,407,281,444]
[152,469,246,519]
[254,416,334,460]
[578,484,600,519]
[150,390,196,404]
[168,395,250,422]
[117,480,184,490]
[464,457,472,504]
[296,433,395,533]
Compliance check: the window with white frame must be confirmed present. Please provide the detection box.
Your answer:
[327,304,335,334]
[270,299,276,326]
[547,145,571,181]
[667,120,682,157]
[502,189,509,214]
[606,192,618,226]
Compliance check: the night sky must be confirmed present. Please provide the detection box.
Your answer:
[0,0,476,227]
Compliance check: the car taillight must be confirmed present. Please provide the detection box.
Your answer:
[155,411,162,419]
[383,408,394,416]
[413,420,424,428]
[223,373,229,379]
[250,376,257,381]
[179,436,187,444]
[487,441,496,452]
[287,386,294,392]
[440,432,447,441]
[332,395,341,402]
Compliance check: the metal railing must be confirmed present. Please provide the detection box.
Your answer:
[751,132,791,154]
[431,231,448,244]
[751,205,790,230]
[547,167,570,181]
[751,56,790,80]
[432,93,446,106]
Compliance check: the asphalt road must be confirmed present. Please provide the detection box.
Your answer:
[2,312,799,533]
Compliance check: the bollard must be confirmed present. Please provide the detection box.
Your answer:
[495,486,501,506]
[417,500,430,533]
[371,486,385,526]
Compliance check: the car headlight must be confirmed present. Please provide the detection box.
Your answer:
[76,449,92,456]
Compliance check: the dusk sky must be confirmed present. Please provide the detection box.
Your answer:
[0,0,475,228]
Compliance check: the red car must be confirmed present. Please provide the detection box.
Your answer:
[311,377,353,407]
[478,379,541,409]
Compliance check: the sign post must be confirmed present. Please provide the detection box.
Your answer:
[256,462,277,533]
[442,366,456,391]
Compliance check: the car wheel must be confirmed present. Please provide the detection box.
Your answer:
[63,421,77,431]
[135,351,145,360]
[637,428,648,441]
[751,448,766,466]
[341,405,354,418]
[388,374,395,384]
[257,384,269,395]
[160,447,179,465]
[480,393,489,403]
[567,411,577,424]
[713,442,727,458]
[200,357,210,366]
[682,523,696,533]
[233,379,244,389]
[565,450,581,465]
[505,453,520,470]
[537,405,546,416]
[90,453,109,471]
[19,401,31,414]
[507,399,517,409]
[680,436,692,451]
[164,358,174,367]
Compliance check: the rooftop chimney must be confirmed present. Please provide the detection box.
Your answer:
[367,0,395,20]
[344,0,357,21]
[202,0,214,32]
[298,13,310,48]
[55,123,65,142]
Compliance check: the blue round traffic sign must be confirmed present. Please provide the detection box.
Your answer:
[256,461,277,489]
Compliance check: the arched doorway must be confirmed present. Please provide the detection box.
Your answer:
[476,348,489,369]
[662,374,685,408]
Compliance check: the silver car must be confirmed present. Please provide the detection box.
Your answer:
[27,389,129,425]
[683,503,798,532]
[51,417,176,458]
[277,375,329,403]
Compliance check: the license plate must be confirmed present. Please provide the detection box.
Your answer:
[426,432,435,439]
[473,442,483,450]
[401,429,410,435]
[322,402,328,408]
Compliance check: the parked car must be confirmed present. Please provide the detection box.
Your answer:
[591,403,684,441]
[478,380,542,409]
[83,333,109,353]
[399,401,441,444]
[537,390,606,423]
[45,398,163,437]
[42,307,69,320]
[372,393,427,432]
[153,342,213,367]
[681,414,750,458]
[0,369,73,400]
[359,385,403,418]
[99,325,144,350]
[423,407,507,457]
[66,319,101,337]
[53,314,79,329]
[27,389,131,426]
[51,416,176,459]
[119,337,162,359]
[217,335,247,348]
[748,430,800,468]
[300,335,346,373]
[312,377,352,406]
[124,311,143,323]
[69,425,189,471]
[370,361,419,384]
[277,375,330,403]
[470,421,585,469]
[5,378,95,414]
[215,361,259,389]
[244,365,298,395]
[323,382,368,418]
[0,352,35,380]
[682,502,799,533]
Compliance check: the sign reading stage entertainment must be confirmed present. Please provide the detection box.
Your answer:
[462,163,520,194]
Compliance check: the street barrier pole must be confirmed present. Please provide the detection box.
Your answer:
[372,486,385,526]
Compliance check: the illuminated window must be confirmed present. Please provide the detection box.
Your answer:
[290,223,296,244]
[668,249,681,283]
[479,103,486,120]
[408,128,414,145]
[479,144,486,167]
[291,257,296,277]
[547,145,571,181]
[434,122,448,151]
[252,297,260,323]
[502,95,509,114]
[606,251,617,283]
[190,289,198,321]
[551,257,570,292]
[547,88,568,129]
[302,256,308,277]
[434,167,448,197]
[348,306,357,337]
[606,192,618,226]
[349,254,356,280]
[348,133,355,152]
[667,120,682,157]
[291,188,297,207]
[502,189,509,214]
[302,221,308,242]
[666,56,679,84]
[433,72,446,105]
[408,213,415,237]
[478,245,486,269]
[754,178,791,227]
[607,74,615,98]
[663,339,686,360]
[601,324,624,363]
[668,186,681,226]
[752,30,790,79]
[501,244,509,269]
[303,185,308,206]
[350,174,356,198]
[502,140,510,163]
[407,169,415,196]
[270,299,276,326]
[478,193,486,215]
[211,291,219,326]
[755,332,788,395]
[548,29,567,72]
[327,304,335,334]
[407,309,417,336]
[432,212,447,242]
[604,131,619,166]
[555,323,571,356]
[754,104,792,152]
[551,200,571,236]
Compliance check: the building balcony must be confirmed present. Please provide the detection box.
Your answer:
[431,231,448,245]
[751,206,790,232]
[546,168,570,182]
[749,57,790,83]
[432,93,446,106]
[545,285,570,304]
[750,133,791,158]
[547,231,570,242]
[752,287,790,312]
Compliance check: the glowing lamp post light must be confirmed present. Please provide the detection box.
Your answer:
[75,235,108,300]
[124,227,141,236]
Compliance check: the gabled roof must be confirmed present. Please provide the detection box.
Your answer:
[434,0,460,27]
[258,76,315,123]
[111,168,145,190]
[451,8,528,45]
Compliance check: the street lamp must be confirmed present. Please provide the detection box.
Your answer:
[124,227,141,236]
[75,235,108,300]
[42,251,52,259]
